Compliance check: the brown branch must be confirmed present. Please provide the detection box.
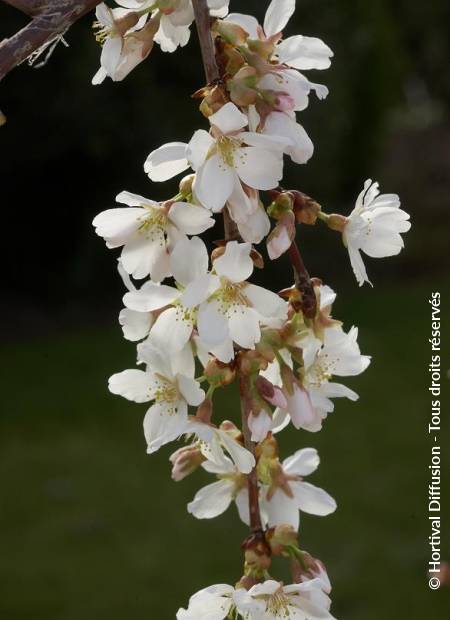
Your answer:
[0,0,101,81]
[192,0,262,534]
[2,0,46,16]
[239,375,263,532]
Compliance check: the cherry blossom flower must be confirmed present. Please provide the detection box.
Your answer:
[226,0,333,72]
[264,324,370,433]
[92,191,214,280]
[108,341,204,454]
[343,179,411,286]
[197,241,288,362]
[145,102,288,212]
[233,578,336,620]
[92,3,159,84]
[260,448,337,531]
[187,455,248,520]
[177,584,235,620]
[185,418,255,474]
[117,0,230,53]
[117,260,154,341]
[122,236,213,352]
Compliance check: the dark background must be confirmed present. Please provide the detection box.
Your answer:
[1,1,449,618]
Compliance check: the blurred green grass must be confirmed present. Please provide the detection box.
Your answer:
[1,280,449,619]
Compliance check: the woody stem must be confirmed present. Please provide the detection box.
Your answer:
[192,0,263,535]
[191,0,239,241]
[239,374,263,533]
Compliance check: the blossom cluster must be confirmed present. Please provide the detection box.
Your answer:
[92,0,411,617]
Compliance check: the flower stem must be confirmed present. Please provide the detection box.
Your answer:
[191,0,239,241]
[192,0,263,541]
[239,374,263,533]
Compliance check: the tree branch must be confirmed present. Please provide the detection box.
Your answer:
[192,0,262,534]
[239,375,263,532]
[0,0,101,81]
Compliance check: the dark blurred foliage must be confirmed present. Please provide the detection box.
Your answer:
[1,0,449,337]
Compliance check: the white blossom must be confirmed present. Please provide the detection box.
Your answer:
[108,341,204,454]
[177,584,235,620]
[145,102,287,212]
[187,455,248,520]
[92,3,157,84]
[197,241,288,362]
[233,578,336,620]
[260,448,337,531]
[343,179,411,286]
[92,191,214,280]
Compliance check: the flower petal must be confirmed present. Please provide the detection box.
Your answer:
[186,129,215,170]
[209,102,248,134]
[108,368,154,403]
[291,481,337,516]
[187,479,235,519]
[123,281,179,312]
[144,401,188,454]
[169,201,215,235]
[282,448,320,477]
[263,0,295,37]
[177,374,205,406]
[213,240,253,282]
[170,236,209,286]
[277,35,333,70]
[234,147,283,190]
[119,308,153,341]
[193,153,236,211]
[144,142,189,181]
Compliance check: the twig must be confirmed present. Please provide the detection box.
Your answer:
[192,0,263,534]
[0,0,101,81]
[239,375,263,532]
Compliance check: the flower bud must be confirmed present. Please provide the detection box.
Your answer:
[290,190,322,225]
[326,213,348,232]
[267,211,296,260]
[214,20,249,46]
[267,191,294,220]
[242,531,272,575]
[0,110,6,127]
[205,358,236,387]
[255,376,287,408]
[266,524,298,555]
[169,445,204,481]
[239,350,269,375]
[179,174,195,197]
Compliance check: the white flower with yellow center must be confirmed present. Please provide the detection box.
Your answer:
[92,3,159,84]
[233,579,336,620]
[186,455,248,521]
[116,0,230,53]
[145,102,288,212]
[196,241,288,362]
[108,341,204,454]
[177,583,236,620]
[343,179,411,286]
[92,191,214,280]
[264,323,370,433]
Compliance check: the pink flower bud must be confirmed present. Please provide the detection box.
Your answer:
[169,445,204,482]
[267,212,296,260]
[255,376,287,408]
